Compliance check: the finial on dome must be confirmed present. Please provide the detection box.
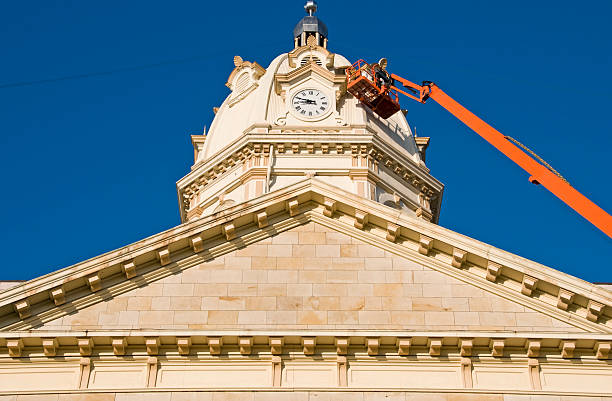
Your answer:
[294,1,328,48]
[305,0,317,16]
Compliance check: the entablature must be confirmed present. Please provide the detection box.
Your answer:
[2,330,611,360]
[177,130,443,222]
[1,331,610,395]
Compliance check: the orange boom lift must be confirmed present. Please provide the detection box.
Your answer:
[345,59,612,238]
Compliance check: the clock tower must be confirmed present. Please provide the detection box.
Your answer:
[178,1,444,224]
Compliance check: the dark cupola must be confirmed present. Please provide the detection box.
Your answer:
[293,1,328,48]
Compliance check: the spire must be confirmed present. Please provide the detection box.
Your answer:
[305,0,317,16]
[293,1,328,48]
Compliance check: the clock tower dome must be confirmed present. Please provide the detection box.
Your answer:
[177,1,444,223]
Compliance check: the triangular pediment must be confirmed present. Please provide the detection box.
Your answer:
[1,179,610,334]
[274,61,345,97]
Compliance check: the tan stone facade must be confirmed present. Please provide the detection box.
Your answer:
[34,222,583,333]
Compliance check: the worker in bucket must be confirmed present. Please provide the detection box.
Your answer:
[374,58,393,90]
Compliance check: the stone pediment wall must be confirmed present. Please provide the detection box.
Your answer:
[1,180,611,398]
[1,179,611,333]
[30,221,588,333]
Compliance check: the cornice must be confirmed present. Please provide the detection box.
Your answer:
[1,330,611,360]
[1,330,610,397]
[1,179,610,333]
[177,133,444,222]
[180,131,441,194]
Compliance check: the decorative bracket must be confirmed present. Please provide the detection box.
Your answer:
[112,338,127,356]
[416,207,433,222]
[586,300,604,322]
[177,337,191,356]
[335,337,349,355]
[222,223,236,241]
[14,300,30,319]
[157,248,171,266]
[354,210,369,229]
[122,261,136,279]
[42,338,58,357]
[239,337,253,355]
[490,339,505,357]
[146,337,160,355]
[386,223,400,242]
[78,338,93,356]
[323,198,337,218]
[287,199,300,217]
[418,234,433,255]
[366,337,380,356]
[526,339,541,357]
[397,338,411,356]
[486,261,502,282]
[460,339,473,357]
[256,211,268,228]
[86,274,101,292]
[7,339,23,357]
[521,275,538,296]
[451,248,467,268]
[557,289,574,311]
[208,337,222,355]
[594,341,611,360]
[49,287,66,306]
[302,337,316,355]
[560,340,576,358]
[428,338,442,356]
[190,235,205,253]
[269,337,284,355]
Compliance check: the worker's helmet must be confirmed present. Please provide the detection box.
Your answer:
[378,58,388,71]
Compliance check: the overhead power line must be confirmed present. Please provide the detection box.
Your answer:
[0,55,210,90]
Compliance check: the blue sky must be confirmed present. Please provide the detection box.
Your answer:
[0,0,610,282]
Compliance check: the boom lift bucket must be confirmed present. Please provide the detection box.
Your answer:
[345,58,612,238]
[345,59,401,118]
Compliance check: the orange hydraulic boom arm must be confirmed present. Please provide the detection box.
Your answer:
[388,74,612,238]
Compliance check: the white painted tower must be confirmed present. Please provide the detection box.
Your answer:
[178,2,443,223]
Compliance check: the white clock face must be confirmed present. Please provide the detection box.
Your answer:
[291,89,330,119]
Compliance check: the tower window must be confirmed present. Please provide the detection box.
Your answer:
[301,57,322,66]
[235,72,250,93]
